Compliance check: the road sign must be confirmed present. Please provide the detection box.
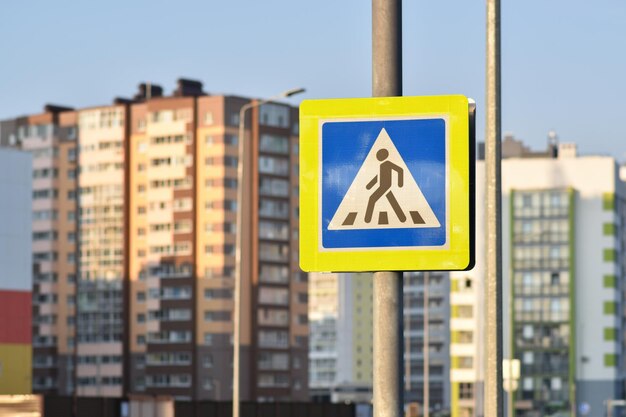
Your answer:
[299,95,475,272]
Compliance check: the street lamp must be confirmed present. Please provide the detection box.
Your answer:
[232,87,305,417]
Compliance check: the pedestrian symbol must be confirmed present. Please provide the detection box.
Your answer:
[328,128,440,230]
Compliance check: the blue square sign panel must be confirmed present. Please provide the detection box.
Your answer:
[299,95,474,272]
[321,118,448,250]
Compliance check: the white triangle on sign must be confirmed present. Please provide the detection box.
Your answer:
[328,128,440,230]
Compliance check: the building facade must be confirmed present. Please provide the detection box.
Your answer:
[0,79,308,400]
[449,139,626,417]
[0,108,79,394]
[308,271,450,411]
[0,149,32,394]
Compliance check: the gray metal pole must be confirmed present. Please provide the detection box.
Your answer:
[233,103,248,417]
[373,0,402,97]
[372,0,403,416]
[485,0,503,417]
[373,273,404,417]
[423,272,429,417]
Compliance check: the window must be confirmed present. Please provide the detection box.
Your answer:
[224,156,238,167]
[259,330,289,348]
[259,104,289,128]
[203,354,214,368]
[259,243,289,262]
[204,112,214,125]
[459,383,473,400]
[259,265,289,283]
[224,178,237,188]
[259,156,289,176]
[259,177,289,197]
[259,198,289,219]
[33,189,58,199]
[228,112,240,126]
[258,352,289,370]
[523,325,533,339]
[151,134,189,145]
[259,220,289,240]
[258,308,289,326]
[33,210,58,221]
[204,288,233,299]
[204,311,231,322]
[551,272,560,285]
[224,200,237,211]
[259,287,289,305]
[523,351,534,364]
[33,231,58,241]
[260,134,289,154]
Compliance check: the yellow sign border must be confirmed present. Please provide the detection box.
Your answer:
[299,95,472,272]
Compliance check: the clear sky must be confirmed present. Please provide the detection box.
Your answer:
[1,0,625,160]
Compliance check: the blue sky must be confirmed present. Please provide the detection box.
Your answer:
[1,0,625,160]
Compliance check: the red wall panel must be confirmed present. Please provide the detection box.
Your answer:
[0,290,31,344]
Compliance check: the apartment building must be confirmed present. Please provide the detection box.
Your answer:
[308,273,339,400]
[75,104,127,396]
[404,272,450,412]
[0,148,32,394]
[0,108,79,394]
[449,137,626,417]
[308,271,450,411]
[0,79,308,400]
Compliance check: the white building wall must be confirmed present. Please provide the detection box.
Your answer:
[450,155,625,416]
[0,149,32,291]
[503,156,619,381]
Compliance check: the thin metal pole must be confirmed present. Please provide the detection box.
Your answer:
[233,103,247,417]
[485,0,503,417]
[372,0,402,98]
[423,272,429,417]
[372,0,403,415]
[508,274,514,417]
[373,273,404,417]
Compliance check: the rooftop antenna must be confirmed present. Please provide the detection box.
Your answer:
[548,130,558,158]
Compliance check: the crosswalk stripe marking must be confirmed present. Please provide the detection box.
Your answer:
[342,212,358,226]
[409,211,425,225]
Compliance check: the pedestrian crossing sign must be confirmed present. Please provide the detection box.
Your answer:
[299,95,475,272]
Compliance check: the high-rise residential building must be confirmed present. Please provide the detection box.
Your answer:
[1,107,79,394]
[0,79,308,400]
[308,271,450,411]
[308,273,339,400]
[0,148,32,394]
[449,137,626,417]
[404,272,450,412]
[308,272,374,403]
[75,104,127,396]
